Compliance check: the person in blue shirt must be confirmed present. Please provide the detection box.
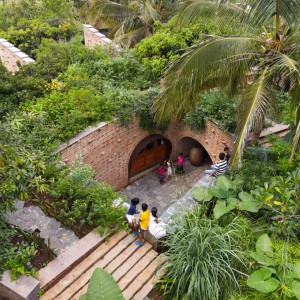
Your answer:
[126,198,140,237]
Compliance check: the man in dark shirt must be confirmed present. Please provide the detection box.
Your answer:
[126,198,140,236]
[224,147,231,163]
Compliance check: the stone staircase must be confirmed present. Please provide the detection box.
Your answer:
[40,230,164,300]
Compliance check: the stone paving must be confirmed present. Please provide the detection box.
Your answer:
[160,175,215,224]
[120,159,210,214]
[5,201,79,255]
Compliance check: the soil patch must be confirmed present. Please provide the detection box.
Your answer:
[148,289,165,300]
[10,227,56,270]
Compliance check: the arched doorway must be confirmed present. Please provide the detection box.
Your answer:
[129,135,172,177]
[177,137,211,165]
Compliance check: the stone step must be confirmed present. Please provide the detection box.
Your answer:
[131,256,165,300]
[123,254,164,300]
[112,243,152,283]
[41,230,128,300]
[118,249,158,291]
[69,239,144,300]
[71,244,156,300]
[55,232,136,300]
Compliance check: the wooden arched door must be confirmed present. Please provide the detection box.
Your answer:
[129,135,172,177]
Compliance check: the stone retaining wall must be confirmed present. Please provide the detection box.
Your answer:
[83,24,120,50]
[0,38,35,72]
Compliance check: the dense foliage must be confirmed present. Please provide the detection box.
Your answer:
[0,0,79,57]
[49,164,126,234]
[134,17,245,79]
[184,91,237,133]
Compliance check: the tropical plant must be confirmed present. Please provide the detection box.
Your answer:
[160,207,246,300]
[0,112,51,213]
[184,91,238,132]
[84,0,163,46]
[247,234,300,299]
[153,0,300,167]
[79,268,124,300]
[191,176,261,219]
[49,164,126,233]
[251,168,300,238]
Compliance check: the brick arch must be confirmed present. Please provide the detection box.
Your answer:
[176,136,212,162]
[128,134,172,178]
[164,121,233,164]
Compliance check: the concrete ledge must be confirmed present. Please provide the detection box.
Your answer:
[54,121,109,154]
[0,271,39,300]
[38,229,109,291]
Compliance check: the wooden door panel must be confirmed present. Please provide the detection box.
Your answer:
[145,151,156,165]
[130,156,145,173]
[155,144,166,161]
[129,137,171,177]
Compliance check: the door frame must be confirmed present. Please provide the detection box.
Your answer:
[128,135,172,178]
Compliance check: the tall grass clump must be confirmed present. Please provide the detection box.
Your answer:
[161,208,246,300]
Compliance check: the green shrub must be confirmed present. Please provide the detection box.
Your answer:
[246,234,300,299]
[161,208,247,300]
[184,91,238,133]
[49,164,126,233]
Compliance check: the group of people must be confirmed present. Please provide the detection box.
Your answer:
[125,147,231,246]
[126,197,166,246]
[204,147,231,177]
[157,153,185,184]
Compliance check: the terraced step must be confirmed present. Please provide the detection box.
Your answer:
[41,230,128,300]
[41,231,164,300]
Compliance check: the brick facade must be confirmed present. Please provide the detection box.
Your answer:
[0,38,35,72]
[57,118,233,191]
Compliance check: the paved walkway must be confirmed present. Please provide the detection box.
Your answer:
[120,160,210,214]
[5,201,79,255]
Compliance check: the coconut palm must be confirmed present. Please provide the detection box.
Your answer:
[83,0,162,46]
[153,0,300,167]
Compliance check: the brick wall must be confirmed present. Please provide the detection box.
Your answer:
[58,118,233,191]
[0,38,35,72]
[83,24,121,52]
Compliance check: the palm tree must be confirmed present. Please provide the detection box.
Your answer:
[153,0,300,168]
[82,0,162,46]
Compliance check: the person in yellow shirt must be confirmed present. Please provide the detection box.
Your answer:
[136,203,150,246]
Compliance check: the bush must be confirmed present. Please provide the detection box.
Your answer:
[161,208,247,300]
[0,0,79,57]
[49,164,126,233]
[184,91,238,132]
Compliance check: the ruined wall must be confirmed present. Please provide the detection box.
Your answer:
[0,38,35,72]
[57,118,233,191]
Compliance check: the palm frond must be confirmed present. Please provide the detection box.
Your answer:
[114,23,146,46]
[142,0,161,24]
[242,0,300,29]
[175,0,218,26]
[89,0,133,24]
[230,67,273,168]
[153,36,261,124]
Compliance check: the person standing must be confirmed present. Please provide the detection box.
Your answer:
[176,153,185,175]
[157,163,166,184]
[136,203,150,246]
[224,147,231,163]
[167,158,173,178]
[126,198,140,237]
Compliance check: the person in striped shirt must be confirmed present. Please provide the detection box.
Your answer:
[204,152,228,177]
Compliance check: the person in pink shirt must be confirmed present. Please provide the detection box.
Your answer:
[176,153,185,175]
[157,163,166,184]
